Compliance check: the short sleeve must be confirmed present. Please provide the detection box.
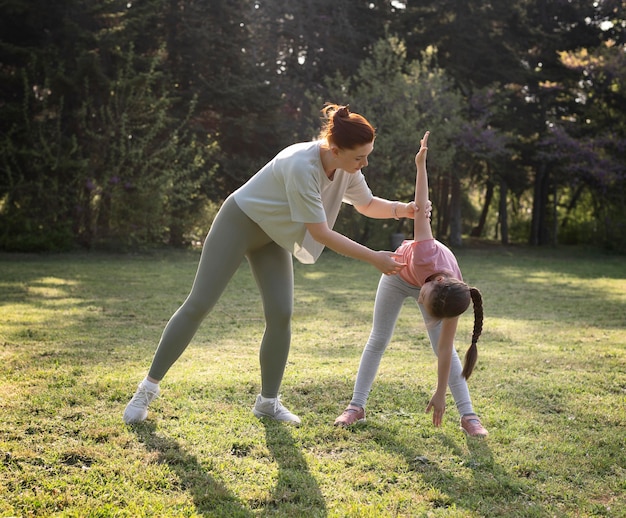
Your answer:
[284,168,326,223]
[342,172,373,206]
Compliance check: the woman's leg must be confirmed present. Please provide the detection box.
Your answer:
[417,303,474,416]
[350,274,410,409]
[148,196,271,380]
[124,196,276,423]
[247,242,294,399]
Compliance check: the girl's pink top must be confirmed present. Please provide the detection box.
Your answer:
[395,239,462,287]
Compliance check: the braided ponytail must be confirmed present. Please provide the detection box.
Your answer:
[461,287,483,379]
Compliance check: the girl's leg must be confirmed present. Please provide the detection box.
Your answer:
[350,274,410,409]
[417,303,474,416]
[247,242,294,399]
[148,196,271,381]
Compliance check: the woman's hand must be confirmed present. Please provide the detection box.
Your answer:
[426,390,446,427]
[401,200,432,220]
[374,250,406,275]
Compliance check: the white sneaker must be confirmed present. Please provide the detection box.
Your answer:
[252,395,301,424]
[123,381,160,424]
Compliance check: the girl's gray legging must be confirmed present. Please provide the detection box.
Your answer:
[350,272,475,417]
[148,195,294,399]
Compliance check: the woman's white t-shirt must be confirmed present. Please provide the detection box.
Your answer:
[233,140,373,264]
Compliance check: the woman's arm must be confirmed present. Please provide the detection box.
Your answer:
[305,222,406,275]
[425,316,459,427]
[414,131,434,243]
[354,197,417,220]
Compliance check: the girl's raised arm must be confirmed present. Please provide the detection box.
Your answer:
[413,131,434,242]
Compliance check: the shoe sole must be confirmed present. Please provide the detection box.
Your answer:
[334,417,366,427]
[461,427,487,438]
[252,409,301,424]
[123,411,148,424]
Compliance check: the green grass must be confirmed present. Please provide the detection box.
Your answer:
[0,245,624,517]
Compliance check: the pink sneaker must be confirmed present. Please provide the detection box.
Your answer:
[460,414,488,437]
[334,405,365,427]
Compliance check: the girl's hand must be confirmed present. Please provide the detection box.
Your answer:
[425,391,446,427]
[415,131,430,168]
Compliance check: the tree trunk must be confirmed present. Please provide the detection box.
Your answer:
[551,182,558,246]
[560,183,585,231]
[471,178,494,237]
[436,174,450,240]
[449,175,463,247]
[168,214,185,248]
[499,177,509,245]
[530,164,550,245]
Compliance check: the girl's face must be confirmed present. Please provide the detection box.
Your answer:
[334,141,374,173]
[418,275,446,311]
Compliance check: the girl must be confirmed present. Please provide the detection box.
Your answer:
[334,131,487,437]
[123,104,425,425]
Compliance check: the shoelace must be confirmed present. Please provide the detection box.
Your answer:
[274,399,290,415]
[132,388,155,406]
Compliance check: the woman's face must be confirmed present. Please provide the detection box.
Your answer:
[335,141,374,173]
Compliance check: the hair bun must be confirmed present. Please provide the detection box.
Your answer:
[318,103,375,148]
[335,105,351,118]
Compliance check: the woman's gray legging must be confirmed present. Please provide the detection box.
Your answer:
[350,273,475,416]
[148,195,294,399]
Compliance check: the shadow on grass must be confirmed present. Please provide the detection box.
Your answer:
[131,420,327,517]
[358,421,549,515]
[260,419,327,517]
[132,421,253,517]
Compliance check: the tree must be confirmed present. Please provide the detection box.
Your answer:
[311,37,468,248]
[247,1,402,132]
[2,0,625,251]
[393,1,539,245]
[0,0,99,250]
[538,40,626,251]
[520,1,625,246]
[394,0,626,247]
[0,0,218,250]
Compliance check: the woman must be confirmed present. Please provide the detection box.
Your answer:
[123,104,425,425]
[334,131,487,437]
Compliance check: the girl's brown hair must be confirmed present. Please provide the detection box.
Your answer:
[318,104,376,149]
[429,278,483,379]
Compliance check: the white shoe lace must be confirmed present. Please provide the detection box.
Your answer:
[130,387,156,407]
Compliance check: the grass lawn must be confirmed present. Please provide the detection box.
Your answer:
[0,244,624,517]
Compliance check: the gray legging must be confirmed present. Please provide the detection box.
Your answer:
[148,195,293,399]
[350,272,474,416]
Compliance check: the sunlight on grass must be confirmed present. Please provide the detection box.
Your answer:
[301,271,329,280]
[0,301,89,341]
[0,247,624,517]
[28,275,79,286]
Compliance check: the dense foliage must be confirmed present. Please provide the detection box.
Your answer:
[1,0,624,251]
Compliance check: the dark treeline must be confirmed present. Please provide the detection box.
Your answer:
[1,0,625,252]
